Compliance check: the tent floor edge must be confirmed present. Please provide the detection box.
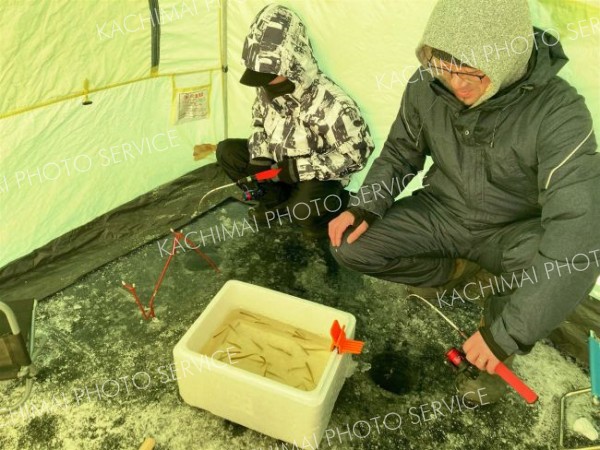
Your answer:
[0,163,232,304]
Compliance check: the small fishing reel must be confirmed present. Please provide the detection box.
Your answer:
[445,348,480,380]
[240,184,265,202]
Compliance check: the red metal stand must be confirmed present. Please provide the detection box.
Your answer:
[121,229,220,319]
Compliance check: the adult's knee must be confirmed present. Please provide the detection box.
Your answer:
[330,238,381,274]
[216,138,247,165]
[502,224,542,273]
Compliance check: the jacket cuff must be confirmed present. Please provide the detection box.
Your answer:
[479,325,510,361]
[249,157,275,167]
[288,158,300,183]
[295,156,316,181]
[482,296,536,358]
[347,207,378,226]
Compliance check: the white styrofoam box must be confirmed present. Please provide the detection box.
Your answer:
[173,279,356,448]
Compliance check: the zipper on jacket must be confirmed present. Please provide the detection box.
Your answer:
[479,146,485,207]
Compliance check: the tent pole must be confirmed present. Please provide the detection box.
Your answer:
[148,0,161,74]
[220,0,229,139]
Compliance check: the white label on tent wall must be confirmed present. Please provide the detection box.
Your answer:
[173,85,211,124]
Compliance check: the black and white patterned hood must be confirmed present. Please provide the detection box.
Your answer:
[241,5,319,91]
[242,5,374,182]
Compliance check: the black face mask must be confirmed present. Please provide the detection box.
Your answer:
[263,79,295,101]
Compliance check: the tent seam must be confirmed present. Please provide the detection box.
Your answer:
[0,69,220,121]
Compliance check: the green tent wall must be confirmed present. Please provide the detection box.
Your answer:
[1,0,599,299]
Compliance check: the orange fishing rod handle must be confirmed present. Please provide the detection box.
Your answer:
[495,361,538,404]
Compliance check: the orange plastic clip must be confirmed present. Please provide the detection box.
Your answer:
[330,320,364,355]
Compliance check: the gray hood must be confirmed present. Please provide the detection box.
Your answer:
[416,0,534,107]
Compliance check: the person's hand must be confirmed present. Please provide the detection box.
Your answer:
[329,210,369,247]
[271,157,299,184]
[463,331,501,375]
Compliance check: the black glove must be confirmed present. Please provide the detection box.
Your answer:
[347,207,378,227]
[272,157,299,184]
[248,157,275,175]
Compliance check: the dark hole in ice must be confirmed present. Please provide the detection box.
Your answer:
[369,351,419,394]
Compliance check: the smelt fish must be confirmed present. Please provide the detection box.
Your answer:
[268,344,292,357]
[305,362,315,383]
[230,353,256,361]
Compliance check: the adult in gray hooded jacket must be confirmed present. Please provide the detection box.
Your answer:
[217,5,374,234]
[330,0,600,400]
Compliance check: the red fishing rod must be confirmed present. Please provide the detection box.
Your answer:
[406,293,538,404]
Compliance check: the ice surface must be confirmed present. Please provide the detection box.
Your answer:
[0,200,595,450]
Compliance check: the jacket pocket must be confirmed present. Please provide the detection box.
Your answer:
[484,145,538,202]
